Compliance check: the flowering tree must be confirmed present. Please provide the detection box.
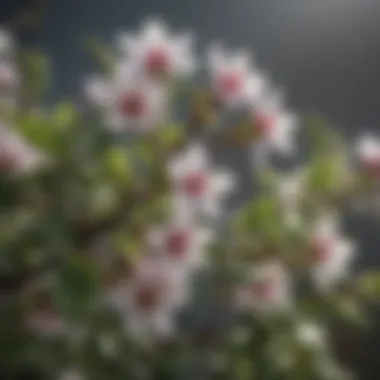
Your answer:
[1,20,380,380]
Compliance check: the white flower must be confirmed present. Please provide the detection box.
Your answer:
[295,322,325,349]
[146,214,214,271]
[117,19,195,79]
[167,143,235,218]
[107,258,189,342]
[84,62,167,132]
[309,216,355,291]
[356,134,380,173]
[207,44,267,107]
[236,260,291,313]
[0,123,47,175]
[250,94,298,157]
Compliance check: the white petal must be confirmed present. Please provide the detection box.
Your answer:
[184,143,209,171]
[140,19,169,43]
[356,134,380,160]
[230,50,251,74]
[212,171,236,195]
[207,43,226,73]
[84,76,112,106]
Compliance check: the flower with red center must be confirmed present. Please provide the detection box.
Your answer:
[117,19,195,79]
[118,91,146,118]
[311,237,333,263]
[249,94,298,163]
[310,217,355,291]
[217,72,243,99]
[182,171,207,198]
[356,135,380,176]
[237,260,291,313]
[145,46,172,76]
[133,280,168,312]
[84,66,167,133]
[207,44,265,107]
[147,216,213,271]
[167,143,235,218]
[165,229,190,259]
[251,281,276,301]
[107,258,190,341]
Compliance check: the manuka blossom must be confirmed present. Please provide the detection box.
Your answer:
[250,94,298,159]
[207,44,267,108]
[356,134,380,175]
[167,143,235,218]
[146,215,214,271]
[117,19,195,79]
[84,62,168,132]
[0,123,47,175]
[309,216,355,291]
[236,260,291,313]
[107,258,189,342]
[295,321,325,350]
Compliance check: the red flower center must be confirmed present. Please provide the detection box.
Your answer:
[254,113,274,137]
[312,237,333,262]
[218,72,242,98]
[251,281,275,300]
[182,172,207,197]
[165,229,190,258]
[145,47,171,75]
[362,155,380,175]
[118,92,146,118]
[134,282,166,312]
[0,151,17,172]
[0,70,11,90]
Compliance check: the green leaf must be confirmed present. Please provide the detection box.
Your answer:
[53,255,100,319]
[52,102,77,131]
[304,115,340,155]
[83,37,116,72]
[103,146,132,186]
[306,155,343,194]
[333,297,368,327]
[19,50,50,104]
[356,272,380,298]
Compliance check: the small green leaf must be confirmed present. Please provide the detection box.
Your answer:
[104,147,132,185]
[53,255,100,319]
[356,272,380,298]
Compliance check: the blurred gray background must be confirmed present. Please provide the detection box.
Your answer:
[1,0,380,378]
